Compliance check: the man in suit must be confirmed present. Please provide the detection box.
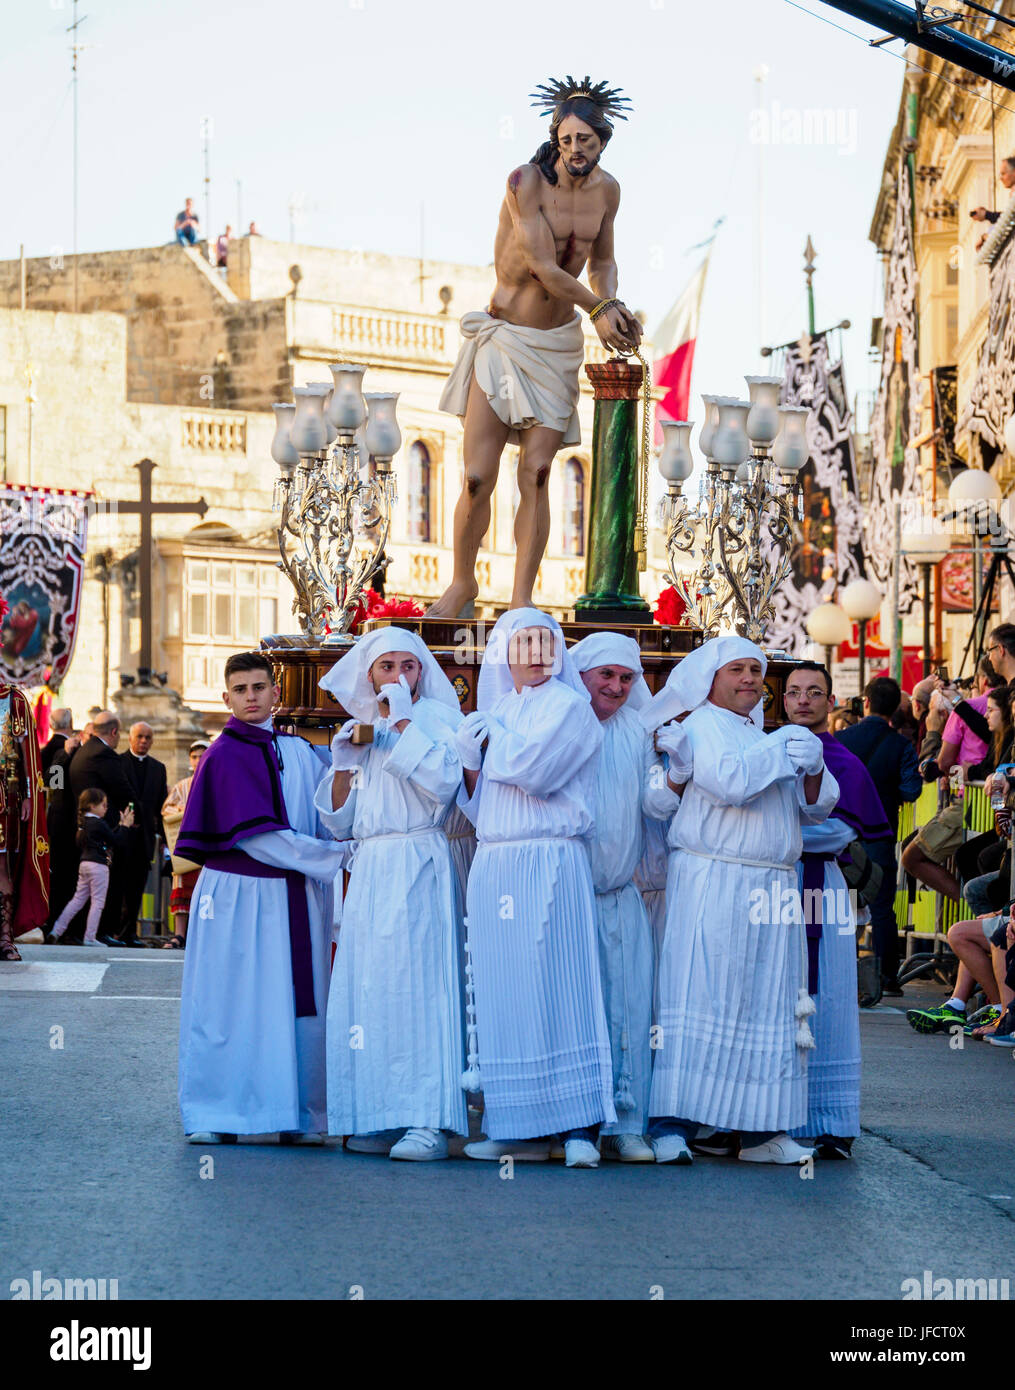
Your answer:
[41,707,73,776]
[117,722,168,946]
[68,712,135,944]
[836,676,922,1004]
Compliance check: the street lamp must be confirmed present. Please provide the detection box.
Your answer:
[840,578,883,692]
[901,524,951,677]
[947,469,1002,654]
[806,601,852,675]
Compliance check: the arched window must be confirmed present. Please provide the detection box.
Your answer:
[562,457,586,556]
[407,441,432,543]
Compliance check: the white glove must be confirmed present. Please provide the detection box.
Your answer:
[379,675,414,724]
[330,722,369,772]
[783,729,824,775]
[656,721,693,781]
[455,711,489,771]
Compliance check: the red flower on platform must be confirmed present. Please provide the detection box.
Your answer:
[367,594,425,620]
[653,584,688,627]
[0,590,8,625]
[326,590,426,635]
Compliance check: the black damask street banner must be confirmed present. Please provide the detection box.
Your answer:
[0,485,91,689]
[957,226,1015,470]
[867,152,922,619]
[765,331,866,655]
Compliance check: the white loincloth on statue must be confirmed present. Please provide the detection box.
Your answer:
[439,310,584,446]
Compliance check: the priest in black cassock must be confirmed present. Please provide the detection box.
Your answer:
[117,722,168,945]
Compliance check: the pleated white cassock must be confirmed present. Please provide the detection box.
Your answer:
[316,699,469,1137]
[583,704,680,1135]
[633,814,671,956]
[178,736,342,1136]
[789,817,862,1140]
[463,676,617,1139]
[650,702,839,1132]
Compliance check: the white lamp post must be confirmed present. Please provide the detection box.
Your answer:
[947,470,1001,653]
[806,601,852,673]
[901,525,951,677]
[840,578,883,691]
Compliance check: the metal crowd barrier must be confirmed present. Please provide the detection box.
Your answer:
[894,779,997,964]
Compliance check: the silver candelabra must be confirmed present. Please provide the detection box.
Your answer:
[657,378,809,643]
[270,364,401,643]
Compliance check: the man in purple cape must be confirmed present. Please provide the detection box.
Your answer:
[783,661,891,1159]
[176,651,348,1145]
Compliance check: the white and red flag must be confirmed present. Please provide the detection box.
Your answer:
[652,249,713,432]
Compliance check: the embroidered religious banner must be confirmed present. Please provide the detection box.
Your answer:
[0,484,92,689]
[957,204,1015,470]
[867,152,922,618]
[764,330,866,655]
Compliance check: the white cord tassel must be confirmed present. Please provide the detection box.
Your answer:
[460,923,482,1093]
[795,987,816,1019]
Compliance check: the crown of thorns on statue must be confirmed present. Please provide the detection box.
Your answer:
[529,76,632,123]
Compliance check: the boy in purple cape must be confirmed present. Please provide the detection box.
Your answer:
[783,661,891,1159]
[175,651,348,1145]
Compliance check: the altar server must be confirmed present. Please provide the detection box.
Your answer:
[643,636,839,1165]
[317,629,468,1160]
[176,652,347,1144]
[457,608,616,1167]
[571,632,680,1161]
[783,660,889,1158]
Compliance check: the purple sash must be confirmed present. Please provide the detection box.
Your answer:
[801,851,835,995]
[205,848,316,1018]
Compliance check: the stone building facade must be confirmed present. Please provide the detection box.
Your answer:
[0,237,662,740]
[867,17,1015,666]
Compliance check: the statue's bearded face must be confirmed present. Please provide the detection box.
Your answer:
[556,114,603,177]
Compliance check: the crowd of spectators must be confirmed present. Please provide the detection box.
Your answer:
[41,710,207,949]
[824,625,1015,1040]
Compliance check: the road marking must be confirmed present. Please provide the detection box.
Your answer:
[987,1193,1013,1200]
[88,995,181,1002]
[0,962,108,992]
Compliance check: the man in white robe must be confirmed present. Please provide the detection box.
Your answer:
[316,630,468,1160]
[642,636,839,1165]
[634,815,671,956]
[784,660,883,1157]
[572,631,680,1161]
[176,652,348,1145]
[457,608,617,1167]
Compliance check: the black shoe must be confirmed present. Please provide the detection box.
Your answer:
[814,1135,854,1159]
[98,935,128,948]
[123,937,149,948]
[688,1128,739,1157]
[882,976,904,997]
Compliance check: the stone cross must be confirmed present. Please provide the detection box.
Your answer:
[114,459,207,682]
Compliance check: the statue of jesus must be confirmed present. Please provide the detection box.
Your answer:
[427,76,643,619]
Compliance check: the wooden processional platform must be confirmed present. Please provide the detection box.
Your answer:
[264,617,796,734]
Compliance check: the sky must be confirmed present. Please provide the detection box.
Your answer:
[2,0,908,424]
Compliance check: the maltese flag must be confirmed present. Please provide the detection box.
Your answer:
[652,252,711,431]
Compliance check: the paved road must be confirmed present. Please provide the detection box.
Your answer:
[3,945,1013,1301]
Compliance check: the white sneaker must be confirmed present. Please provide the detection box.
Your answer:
[278,1131,326,1146]
[601,1133,655,1163]
[185,1132,237,1145]
[83,939,103,947]
[389,1127,449,1161]
[564,1138,600,1168]
[650,1133,694,1165]
[738,1133,813,1164]
[463,1139,551,1162]
[345,1129,405,1155]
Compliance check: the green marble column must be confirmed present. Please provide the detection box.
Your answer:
[574,359,650,623]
